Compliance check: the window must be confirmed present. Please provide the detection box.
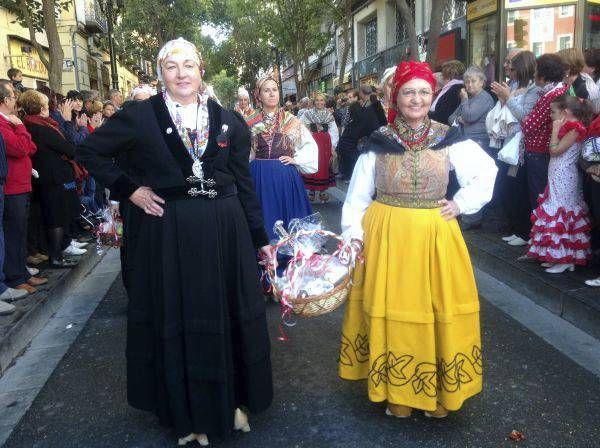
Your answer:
[396,0,415,44]
[505,6,575,54]
[558,34,573,50]
[559,5,574,18]
[507,10,518,25]
[365,17,377,57]
[469,15,497,84]
[442,0,467,24]
[585,4,600,50]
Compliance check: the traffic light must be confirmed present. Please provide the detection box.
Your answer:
[514,19,528,47]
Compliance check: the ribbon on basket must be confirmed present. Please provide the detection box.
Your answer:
[264,215,363,341]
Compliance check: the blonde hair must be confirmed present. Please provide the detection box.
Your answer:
[557,48,585,76]
[313,92,327,102]
[88,100,103,114]
[18,90,48,115]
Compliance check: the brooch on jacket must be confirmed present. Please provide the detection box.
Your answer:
[216,124,229,148]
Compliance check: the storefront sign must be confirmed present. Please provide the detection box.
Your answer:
[505,0,575,9]
[530,8,555,42]
[468,0,498,21]
[8,38,49,80]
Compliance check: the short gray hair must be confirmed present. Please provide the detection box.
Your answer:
[464,65,486,84]
[107,89,121,99]
[0,79,14,104]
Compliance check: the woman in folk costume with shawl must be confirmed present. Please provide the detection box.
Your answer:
[339,61,497,418]
[300,92,339,202]
[234,87,255,120]
[245,76,318,241]
[78,38,273,446]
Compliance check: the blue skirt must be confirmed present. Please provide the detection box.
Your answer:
[251,159,313,241]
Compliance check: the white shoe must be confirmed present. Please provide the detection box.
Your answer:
[545,263,575,274]
[0,300,15,315]
[234,408,251,432]
[27,266,39,276]
[502,234,518,242]
[508,237,528,246]
[177,434,196,446]
[63,245,86,256]
[541,262,552,268]
[585,277,600,287]
[0,287,28,301]
[70,239,88,248]
[195,434,209,446]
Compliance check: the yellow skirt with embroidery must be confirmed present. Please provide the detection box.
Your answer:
[339,201,482,412]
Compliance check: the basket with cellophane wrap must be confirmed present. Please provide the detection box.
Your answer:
[264,214,362,318]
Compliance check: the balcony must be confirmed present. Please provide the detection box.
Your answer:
[355,44,409,80]
[83,0,108,34]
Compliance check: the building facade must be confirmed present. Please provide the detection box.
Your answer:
[0,1,147,98]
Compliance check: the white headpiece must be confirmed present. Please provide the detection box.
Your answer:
[156,37,202,83]
[130,84,156,100]
[238,87,250,99]
[380,66,396,86]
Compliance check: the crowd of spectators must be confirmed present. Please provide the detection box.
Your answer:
[0,68,156,315]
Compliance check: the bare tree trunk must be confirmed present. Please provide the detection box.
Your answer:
[395,0,419,60]
[41,0,64,92]
[19,0,64,92]
[426,0,445,68]
[337,0,352,83]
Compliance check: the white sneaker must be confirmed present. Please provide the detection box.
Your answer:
[545,263,575,274]
[70,240,89,248]
[0,287,28,301]
[585,277,600,287]
[508,237,528,246]
[0,300,15,315]
[502,234,518,242]
[63,245,86,256]
[27,266,39,276]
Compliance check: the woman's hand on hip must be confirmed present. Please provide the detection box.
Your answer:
[279,156,296,165]
[438,199,460,221]
[129,187,165,217]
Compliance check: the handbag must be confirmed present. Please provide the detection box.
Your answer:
[582,137,600,162]
[497,131,522,166]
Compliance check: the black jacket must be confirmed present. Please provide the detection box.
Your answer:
[429,83,463,125]
[25,123,75,185]
[0,133,7,185]
[76,93,269,248]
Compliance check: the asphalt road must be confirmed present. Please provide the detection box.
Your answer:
[4,201,600,448]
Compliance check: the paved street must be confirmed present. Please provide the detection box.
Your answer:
[3,200,600,448]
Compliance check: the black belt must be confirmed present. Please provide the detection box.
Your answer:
[155,183,237,201]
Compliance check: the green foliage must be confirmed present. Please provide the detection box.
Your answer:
[208,69,238,109]
[0,0,70,32]
[113,0,209,64]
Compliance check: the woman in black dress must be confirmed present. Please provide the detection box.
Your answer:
[20,90,79,268]
[77,38,273,446]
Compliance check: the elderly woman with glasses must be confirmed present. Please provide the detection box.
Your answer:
[77,38,273,446]
[339,61,497,419]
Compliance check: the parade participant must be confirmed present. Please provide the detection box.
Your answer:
[301,92,339,202]
[245,76,317,240]
[527,95,592,273]
[339,61,497,419]
[77,38,273,446]
[129,84,155,101]
[234,87,254,119]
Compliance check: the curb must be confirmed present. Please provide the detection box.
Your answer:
[466,235,600,340]
[0,248,107,375]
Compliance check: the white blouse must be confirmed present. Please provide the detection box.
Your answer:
[292,125,319,174]
[341,139,498,240]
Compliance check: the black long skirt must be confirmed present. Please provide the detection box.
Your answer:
[121,194,273,438]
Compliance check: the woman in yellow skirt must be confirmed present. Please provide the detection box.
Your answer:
[339,61,497,418]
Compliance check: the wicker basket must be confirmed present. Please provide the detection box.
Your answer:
[267,230,352,318]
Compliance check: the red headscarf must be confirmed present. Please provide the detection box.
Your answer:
[388,60,436,124]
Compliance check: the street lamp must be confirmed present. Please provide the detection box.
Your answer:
[270,45,284,106]
[100,0,121,90]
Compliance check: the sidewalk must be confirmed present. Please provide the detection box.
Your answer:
[0,243,108,376]
[332,180,600,340]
